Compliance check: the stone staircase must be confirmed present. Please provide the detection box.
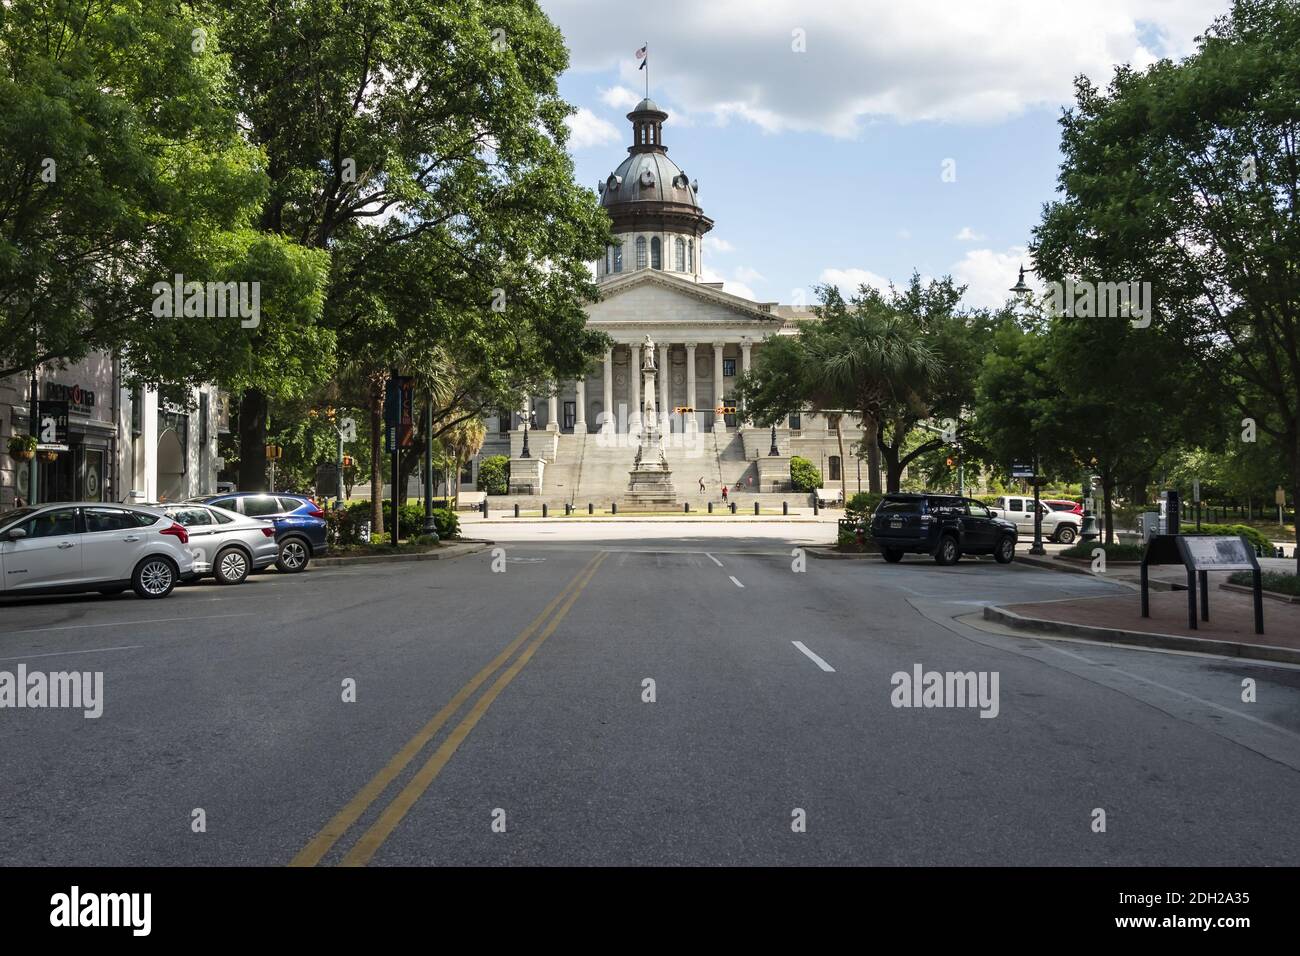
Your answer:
[490,427,814,508]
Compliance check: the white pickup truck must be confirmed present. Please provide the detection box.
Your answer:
[987,495,1082,544]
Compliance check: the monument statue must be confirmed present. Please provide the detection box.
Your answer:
[642,334,656,370]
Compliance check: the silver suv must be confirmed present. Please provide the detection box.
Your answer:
[0,503,197,600]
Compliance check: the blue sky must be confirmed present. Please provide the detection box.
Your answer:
[542,0,1230,308]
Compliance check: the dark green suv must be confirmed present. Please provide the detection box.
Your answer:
[870,493,1018,565]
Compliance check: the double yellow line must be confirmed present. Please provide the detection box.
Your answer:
[290,550,607,867]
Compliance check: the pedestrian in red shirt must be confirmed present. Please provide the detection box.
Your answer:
[721,484,728,502]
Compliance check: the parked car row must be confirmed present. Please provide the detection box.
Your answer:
[0,493,327,601]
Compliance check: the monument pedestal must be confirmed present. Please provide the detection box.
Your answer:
[756,455,791,493]
[508,457,545,495]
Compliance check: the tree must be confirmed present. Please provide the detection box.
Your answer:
[0,0,327,396]
[204,0,610,493]
[859,275,1002,492]
[1034,0,1300,568]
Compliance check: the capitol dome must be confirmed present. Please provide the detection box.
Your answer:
[596,98,713,281]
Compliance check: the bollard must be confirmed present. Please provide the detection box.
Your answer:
[565,502,572,516]
[542,503,548,517]
[482,499,488,517]
[708,502,713,514]
[813,497,819,515]
[514,503,520,518]
[588,502,594,515]
[684,502,689,513]
[754,501,760,515]
[611,501,617,515]
[730,502,736,514]
[783,501,789,516]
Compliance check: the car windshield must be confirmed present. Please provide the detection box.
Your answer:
[0,506,37,529]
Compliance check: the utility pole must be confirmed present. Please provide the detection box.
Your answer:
[28,364,39,505]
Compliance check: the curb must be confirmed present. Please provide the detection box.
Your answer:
[1012,553,1184,591]
[982,604,1300,665]
[1221,581,1300,605]
[467,516,828,524]
[805,546,881,560]
[313,542,491,567]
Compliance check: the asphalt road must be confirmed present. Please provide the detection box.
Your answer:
[2,531,1299,866]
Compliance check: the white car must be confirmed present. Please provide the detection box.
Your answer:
[988,495,1083,543]
[154,502,280,585]
[0,503,197,600]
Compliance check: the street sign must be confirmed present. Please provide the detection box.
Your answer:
[1192,478,1201,503]
[1276,485,1287,507]
[384,377,416,452]
[1011,462,1034,479]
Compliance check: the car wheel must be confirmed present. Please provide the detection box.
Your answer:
[934,535,959,566]
[1056,525,1077,544]
[882,548,903,563]
[214,546,250,585]
[132,557,178,599]
[994,536,1016,564]
[277,537,310,573]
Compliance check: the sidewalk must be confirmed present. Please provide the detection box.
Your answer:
[986,578,1300,664]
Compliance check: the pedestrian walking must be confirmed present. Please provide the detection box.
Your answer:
[721,484,728,502]
[698,476,706,493]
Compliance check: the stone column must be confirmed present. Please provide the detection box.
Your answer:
[601,349,614,434]
[575,378,586,433]
[740,340,752,425]
[629,343,642,433]
[547,389,559,432]
[712,341,726,432]
[685,342,698,432]
[658,343,669,432]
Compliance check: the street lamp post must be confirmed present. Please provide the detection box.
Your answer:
[520,407,533,459]
[768,422,779,456]
[1030,452,1046,555]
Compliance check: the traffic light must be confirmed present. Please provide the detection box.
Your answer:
[342,455,354,469]
[945,457,955,467]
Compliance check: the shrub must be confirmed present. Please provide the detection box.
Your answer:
[1197,523,1271,554]
[790,455,822,492]
[342,500,451,541]
[846,492,883,522]
[1061,541,1145,561]
[433,507,459,539]
[478,455,510,495]
[1228,570,1300,596]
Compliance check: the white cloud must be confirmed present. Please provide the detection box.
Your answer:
[599,86,642,110]
[703,236,734,254]
[954,226,986,241]
[701,265,757,300]
[733,265,765,284]
[545,0,1224,134]
[563,107,620,149]
[819,267,893,297]
[951,246,1042,309]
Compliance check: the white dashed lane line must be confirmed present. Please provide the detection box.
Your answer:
[705,552,724,567]
[792,641,836,672]
[729,575,745,588]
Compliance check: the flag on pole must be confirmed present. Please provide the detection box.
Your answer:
[636,44,647,69]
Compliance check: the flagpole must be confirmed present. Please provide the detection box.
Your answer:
[645,41,649,99]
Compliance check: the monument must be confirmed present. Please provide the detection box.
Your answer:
[623,335,678,511]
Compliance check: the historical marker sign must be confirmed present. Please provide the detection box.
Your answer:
[1182,535,1255,571]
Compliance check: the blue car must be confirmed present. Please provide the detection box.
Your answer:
[187,492,328,573]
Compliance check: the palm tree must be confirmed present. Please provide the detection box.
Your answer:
[442,416,486,507]
[814,298,939,494]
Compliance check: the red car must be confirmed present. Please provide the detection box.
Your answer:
[1044,499,1084,516]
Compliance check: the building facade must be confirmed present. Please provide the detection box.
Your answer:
[1,354,224,509]
[473,99,864,500]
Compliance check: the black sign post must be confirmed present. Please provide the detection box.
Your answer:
[1141,534,1263,634]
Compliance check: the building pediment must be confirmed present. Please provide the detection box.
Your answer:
[587,269,783,334]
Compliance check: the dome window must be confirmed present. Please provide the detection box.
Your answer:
[675,237,685,272]
[605,174,622,192]
[651,237,662,270]
[635,236,647,270]
[613,243,623,273]
[673,172,689,190]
